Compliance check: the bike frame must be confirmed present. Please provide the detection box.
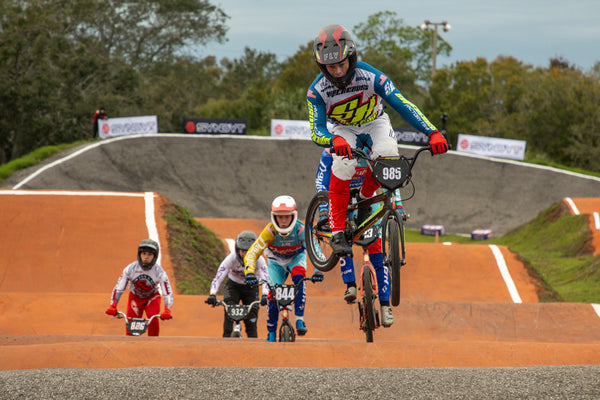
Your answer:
[346,146,429,246]
[306,146,432,271]
[348,188,401,243]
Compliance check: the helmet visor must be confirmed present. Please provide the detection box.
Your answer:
[236,237,255,251]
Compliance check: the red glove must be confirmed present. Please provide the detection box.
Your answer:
[428,130,448,155]
[105,303,117,316]
[332,135,352,158]
[160,308,172,320]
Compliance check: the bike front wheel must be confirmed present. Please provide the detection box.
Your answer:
[279,322,295,342]
[230,325,242,338]
[305,191,340,272]
[384,216,403,307]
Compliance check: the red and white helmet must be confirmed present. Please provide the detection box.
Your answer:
[270,195,298,237]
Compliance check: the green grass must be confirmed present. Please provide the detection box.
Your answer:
[0,141,93,184]
[493,202,600,303]
[404,229,471,244]
[162,201,226,295]
[525,155,600,179]
[406,201,600,303]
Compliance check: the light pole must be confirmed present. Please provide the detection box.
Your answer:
[420,20,451,78]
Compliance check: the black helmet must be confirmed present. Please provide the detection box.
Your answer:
[313,24,358,89]
[137,239,159,270]
[235,231,257,264]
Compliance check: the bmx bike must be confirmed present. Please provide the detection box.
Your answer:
[113,311,162,336]
[257,275,322,342]
[209,299,262,338]
[305,145,433,307]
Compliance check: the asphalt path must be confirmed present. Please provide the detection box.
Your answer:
[2,366,600,400]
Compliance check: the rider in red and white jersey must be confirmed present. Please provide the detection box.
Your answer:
[105,239,174,336]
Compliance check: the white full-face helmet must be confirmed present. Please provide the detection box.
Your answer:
[270,195,298,238]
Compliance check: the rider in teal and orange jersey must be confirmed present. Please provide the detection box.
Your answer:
[307,24,448,257]
[243,195,324,342]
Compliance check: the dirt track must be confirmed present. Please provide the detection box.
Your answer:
[1,136,600,398]
[1,191,600,371]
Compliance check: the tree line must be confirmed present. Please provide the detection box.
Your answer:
[1,2,599,172]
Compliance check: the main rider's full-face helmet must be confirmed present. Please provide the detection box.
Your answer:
[235,230,257,265]
[137,239,159,271]
[313,24,358,89]
[270,195,298,238]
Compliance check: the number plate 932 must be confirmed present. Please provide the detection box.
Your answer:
[372,157,411,190]
[227,305,250,321]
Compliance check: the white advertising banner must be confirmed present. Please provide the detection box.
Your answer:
[98,115,158,139]
[270,119,334,138]
[457,133,526,160]
[270,119,311,138]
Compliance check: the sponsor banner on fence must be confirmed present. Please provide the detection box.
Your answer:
[271,119,310,138]
[394,128,429,145]
[99,115,158,139]
[457,133,526,160]
[269,120,433,146]
[183,118,247,135]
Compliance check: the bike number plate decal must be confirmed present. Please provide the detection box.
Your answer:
[227,305,249,321]
[273,285,295,306]
[372,157,411,190]
[127,318,148,336]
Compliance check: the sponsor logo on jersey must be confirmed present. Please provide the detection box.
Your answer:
[328,93,378,125]
[132,274,155,293]
[325,84,369,97]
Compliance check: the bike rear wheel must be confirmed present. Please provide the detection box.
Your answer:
[362,265,376,342]
[305,191,340,272]
[384,216,403,307]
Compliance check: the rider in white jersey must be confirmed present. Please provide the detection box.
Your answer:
[106,239,174,336]
[206,230,269,338]
[307,24,448,255]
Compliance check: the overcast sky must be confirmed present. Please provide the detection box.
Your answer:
[204,0,599,71]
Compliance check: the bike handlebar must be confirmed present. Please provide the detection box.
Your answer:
[255,275,321,288]
[213,299,262,309]
[115,311,161,323]
[350,145,433,169]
